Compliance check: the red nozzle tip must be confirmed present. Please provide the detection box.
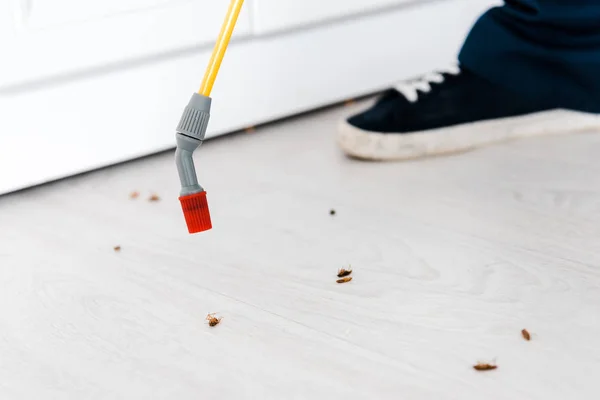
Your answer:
[179,191,212,234]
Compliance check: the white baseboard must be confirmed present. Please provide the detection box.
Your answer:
[0,0,494,194]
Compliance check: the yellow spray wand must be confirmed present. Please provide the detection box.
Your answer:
[199,0,245,97]
[174,0,245,234]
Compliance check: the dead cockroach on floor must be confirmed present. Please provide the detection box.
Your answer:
[521,329,531,341]
[113,245,121,252]
[148,194,161,202]
[206,313,222,327]
[473,362,497,371]
[337,267,352,278]
[336,276,352,284]
[129,191,140,199]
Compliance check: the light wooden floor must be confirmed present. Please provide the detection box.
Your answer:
[1,102,600,399]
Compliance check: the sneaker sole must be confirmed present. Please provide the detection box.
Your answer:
[337,109,600,161]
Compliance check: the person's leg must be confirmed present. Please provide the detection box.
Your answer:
[459,0,600,113]
[337,0,600,161]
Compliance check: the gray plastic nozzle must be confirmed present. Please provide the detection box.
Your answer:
[175,93,211,196]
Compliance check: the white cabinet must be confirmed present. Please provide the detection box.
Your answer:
[17,0,183,27]
[0,0,251,87]
[0,0,496,194]
[251,0,414,34]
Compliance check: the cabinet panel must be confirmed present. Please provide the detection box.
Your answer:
[20,0,184,29]
[0,0,251,87]
[252,0,416,34]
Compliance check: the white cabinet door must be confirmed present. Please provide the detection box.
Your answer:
[252,0,417,34]
[0,0,252,87]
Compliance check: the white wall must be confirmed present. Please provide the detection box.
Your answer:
[0,0,498,194]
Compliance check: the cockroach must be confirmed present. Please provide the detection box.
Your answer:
[148,194,160,202]
[337,267,352,278]
[245,126,256,133]
[129,191,140,199]
[473,362,497,371]
[113,246,121,252]
[521,329,531,341]
[336,276,353,284]
[206,313,222,327]
[344,99,356,107]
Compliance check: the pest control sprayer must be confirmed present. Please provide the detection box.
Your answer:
[175,0,245,234]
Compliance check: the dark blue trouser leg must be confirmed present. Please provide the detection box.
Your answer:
[458,1,600,113]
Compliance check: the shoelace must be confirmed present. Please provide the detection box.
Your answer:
[393,65,461,103]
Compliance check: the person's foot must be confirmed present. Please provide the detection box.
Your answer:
[337,65,600,161]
